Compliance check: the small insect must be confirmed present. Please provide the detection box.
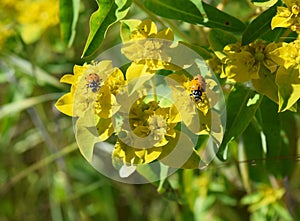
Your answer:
[189,74,206,102]
[86,73,101,93]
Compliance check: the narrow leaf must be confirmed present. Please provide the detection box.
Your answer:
[217,84,263,161]
[259,97,282,175]
[82,0,131,58]
[251,0,278,7]
[242,121,267,182]
[0,93,61,120]
[144,0,245,33]
[59,0,80,47]
[242,4,277,45]
[208,29,238,52]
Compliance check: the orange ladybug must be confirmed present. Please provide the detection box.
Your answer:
[86,73,101,92]
[189,74,206,101]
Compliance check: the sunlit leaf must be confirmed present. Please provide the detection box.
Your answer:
[82,0,131,58]
[251,0,278,7]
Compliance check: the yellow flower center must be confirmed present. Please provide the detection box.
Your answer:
[254,52,265,62]
[148,115,167,141]
[143,40,163,59]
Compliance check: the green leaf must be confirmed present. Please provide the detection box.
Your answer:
[258,97,282,175]
[136,164,160,182]
[208,29,238,52]
[157,163,170,193]
[217,84,263,161]
[81,0,131,58]
[278,111,298,177]
[272,202,293,221]
[251,0,278,7]
[179,41,212,60]
[242,4,277,45]
[144,0,246,33]
[200,1,246,32]
[242,121,267,183]
[59,0,80,47]
[276,66,300,112]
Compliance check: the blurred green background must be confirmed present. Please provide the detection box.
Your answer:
[1,0,299,220]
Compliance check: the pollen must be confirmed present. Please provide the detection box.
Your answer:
[148,115,167,141]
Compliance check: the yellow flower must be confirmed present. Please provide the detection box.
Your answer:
[271,39,300,73]
[55,60,125,118]
[17,0,59,43]
[165,72,218,135]
[221,42,281,82]
[121,19,175,72]
[112,97,180,164]
[242,184,286,213]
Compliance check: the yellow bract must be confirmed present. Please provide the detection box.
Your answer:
[221,42,281,82]
[272,1,300,33]
[121,19,175,72]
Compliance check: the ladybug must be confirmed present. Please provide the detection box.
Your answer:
[86,73,101,92]
[189,74,206,102]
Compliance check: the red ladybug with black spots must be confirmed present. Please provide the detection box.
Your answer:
[86,73,101,93]
[189,74,206,102]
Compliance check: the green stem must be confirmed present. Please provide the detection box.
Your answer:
[151,77,157,102]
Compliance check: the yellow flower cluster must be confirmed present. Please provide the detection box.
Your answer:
[56,19,220,170]
[221,41,280,82]
[219,38,300,111]
[216,0,300,112]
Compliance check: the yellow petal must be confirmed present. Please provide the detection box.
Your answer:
[276,66,300,112]
[60,74,74,84]
[96,117,114,141]
[73,64,89,77]
[156,28,174,41]
[55,92,74,116]
[126,63,154,94]
[144,147,162,163]
[271,11,294,29]
[138,19,158,38]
